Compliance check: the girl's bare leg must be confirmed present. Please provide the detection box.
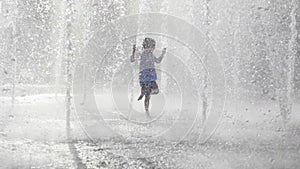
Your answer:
[145,94,150,116]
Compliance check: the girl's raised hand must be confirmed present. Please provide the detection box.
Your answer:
[162,48,167,56]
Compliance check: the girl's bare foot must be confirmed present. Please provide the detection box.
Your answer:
[145,109,150,117]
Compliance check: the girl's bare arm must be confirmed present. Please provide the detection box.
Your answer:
[130,44,136,62]
[155,48,167,63]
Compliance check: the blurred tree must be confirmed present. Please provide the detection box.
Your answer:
[0,0,18,108]
[268,0,298,121]
[248,4,275,97]
[192,0,210,122]
[65,0,74,135]
[294,3,300,99]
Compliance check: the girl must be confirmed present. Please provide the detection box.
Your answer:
[131,37,167,116]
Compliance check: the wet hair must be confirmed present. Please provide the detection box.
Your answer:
[142,37,156,49]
